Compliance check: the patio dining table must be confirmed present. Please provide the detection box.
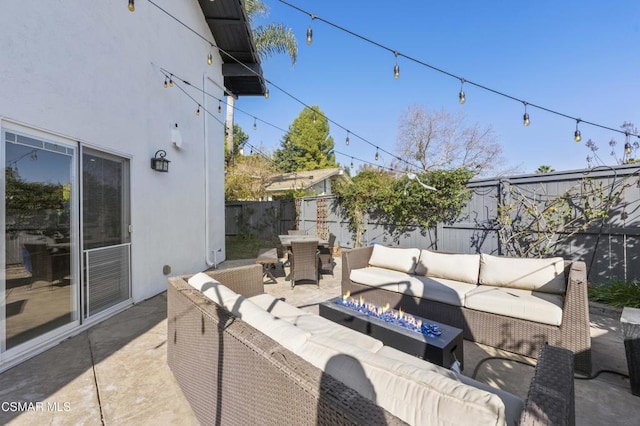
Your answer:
[278,235,329,249]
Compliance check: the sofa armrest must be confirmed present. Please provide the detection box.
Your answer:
[520,344,575,426]
[179,264,264,298]
[341,246,374,286]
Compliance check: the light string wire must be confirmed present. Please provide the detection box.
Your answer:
[160,68,399,174]
[277,0,640,140]
[141,0,423,173]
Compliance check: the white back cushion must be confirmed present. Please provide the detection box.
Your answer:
[479,253,566,294]
[368,245,421,274]
[415,250,480,284]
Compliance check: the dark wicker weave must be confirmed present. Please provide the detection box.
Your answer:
[290,240,320,288]
[167,264,404,426]
[342,246,592,375]
[168,264,575,426]
[319,233,336,274]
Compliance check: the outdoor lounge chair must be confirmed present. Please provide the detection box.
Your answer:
[290,240,320,288]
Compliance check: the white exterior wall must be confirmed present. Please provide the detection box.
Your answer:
[0,0,227,301]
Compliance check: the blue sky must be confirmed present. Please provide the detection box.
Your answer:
[233,0,640,175]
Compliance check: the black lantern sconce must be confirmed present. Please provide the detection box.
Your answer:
[150,150,170,172]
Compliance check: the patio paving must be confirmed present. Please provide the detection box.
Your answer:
[0,255,638,425]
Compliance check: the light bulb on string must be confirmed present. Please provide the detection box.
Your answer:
[374,148,379,161]
[574,119,582,142]
[350,158,354,169]
[196,105,201,116]
[523,102,530,126]
[345,131,350,146]
[128,0,135,12]
[264,86,269,99]
[393,51,400,80]
[625,132,632,155]
[306,15,315,46]
[169,76,174,87]
[163,77,168,88]
[253,117,257,130]
[458,78,466,104]
[217,100,222,113]
[207,52,213,66]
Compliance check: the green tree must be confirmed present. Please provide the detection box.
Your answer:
[225,150,277,201]
[225,0,298,152]
[534,165,555,174]
[273,106,336,172]
[333,168,473,246]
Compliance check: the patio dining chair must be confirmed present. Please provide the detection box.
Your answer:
[290,240,320,288]
[287,229,305,235]
[319,233,336,275]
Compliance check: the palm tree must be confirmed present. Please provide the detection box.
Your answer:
[225,0,298,153]
[534,165,555,174]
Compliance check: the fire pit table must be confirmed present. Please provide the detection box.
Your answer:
[319,297,464,371]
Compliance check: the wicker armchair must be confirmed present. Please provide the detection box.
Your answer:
[290,240,320,288]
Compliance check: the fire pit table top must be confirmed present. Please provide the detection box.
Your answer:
[319,297,464,370]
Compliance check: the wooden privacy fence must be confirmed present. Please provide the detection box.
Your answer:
[225,164,640,283]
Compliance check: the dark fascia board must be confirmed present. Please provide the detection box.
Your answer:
[198,0,266,97]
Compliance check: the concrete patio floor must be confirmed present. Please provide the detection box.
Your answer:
[0,256,638,425]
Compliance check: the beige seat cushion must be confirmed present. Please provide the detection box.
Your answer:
[188,273,309,352]
[479,253,566,295]
[368,245,421,274]
[465,286,564,326]
[350,266,413,293]
[249,293,383,353]
[248,293,314,324]
[296,337,510,426]
[415,250,481,284]
[398,276,478,307]
[377,346,524,426]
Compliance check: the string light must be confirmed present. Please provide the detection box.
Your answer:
[574,119,582,142]
[264,86,269,99]
[163,77,168,88]
[306,15,315,46]
[253,117,257,130]
[217,100,222,113]
[207,51,213,66]
[458,78,466,104]
[345,130,350,146]
[196,105,201,116]
[624,132,632,155]
[169,76,174,87]
[393,51,400,80]
[523,102,530,126]
[374,147,379,161]
[128,0,135,12]
[350,157,354,169]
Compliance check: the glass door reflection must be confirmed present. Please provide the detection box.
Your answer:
[4,132,77,350]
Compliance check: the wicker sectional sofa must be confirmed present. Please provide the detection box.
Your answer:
[167,264,575,425]
[342,245,591,374]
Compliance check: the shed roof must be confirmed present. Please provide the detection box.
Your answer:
[265,168,351,193]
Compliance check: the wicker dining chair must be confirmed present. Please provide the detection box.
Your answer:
[290,240,320,288]
[319,233,336,275]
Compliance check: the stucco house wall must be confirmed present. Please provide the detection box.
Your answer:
[0,2,225,307]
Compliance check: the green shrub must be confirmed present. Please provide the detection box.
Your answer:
[588,279,640,308]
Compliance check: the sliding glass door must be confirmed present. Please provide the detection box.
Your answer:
[2,130,78,352]
[82,148,131,317]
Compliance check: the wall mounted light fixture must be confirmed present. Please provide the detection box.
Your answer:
[151,150,170,172]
